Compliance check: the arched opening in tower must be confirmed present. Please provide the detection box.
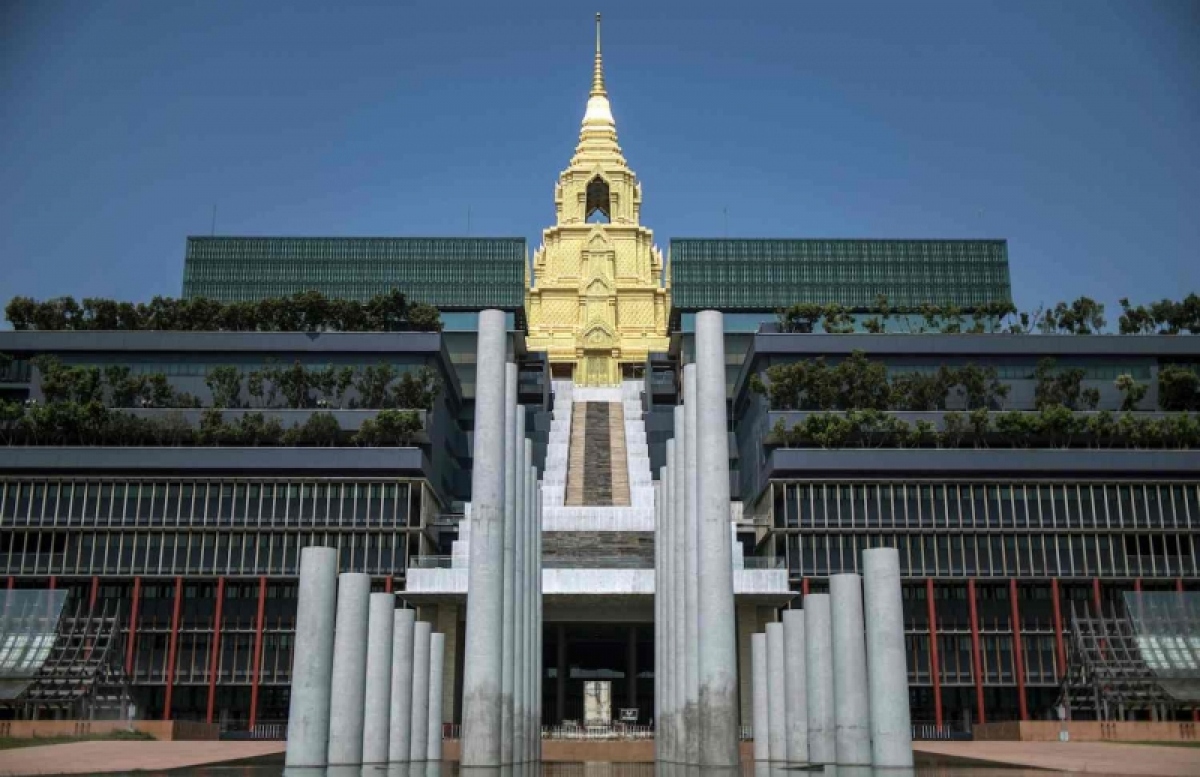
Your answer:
[586,176,611,223]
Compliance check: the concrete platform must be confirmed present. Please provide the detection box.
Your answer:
[0,740,283,776]
[915,740,1200,776]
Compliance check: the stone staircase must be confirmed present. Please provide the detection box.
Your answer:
[542,380,654,531]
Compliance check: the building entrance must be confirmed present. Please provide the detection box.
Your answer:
[546,622,653,726]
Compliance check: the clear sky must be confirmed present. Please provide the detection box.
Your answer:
[2,0,1197,321]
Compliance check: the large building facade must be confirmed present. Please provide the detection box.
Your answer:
[2,16,1197,731]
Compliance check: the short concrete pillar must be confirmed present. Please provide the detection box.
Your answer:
[695,310,739,767]
[389,609,416,761]
[864,548,914,768]
[804,594,836,765]
[830,574,871,765]
[427,632,446,761]
[766,622,787,762]
[285,546,338,767]
[461,308,507,766]
[362,593,395,763]
[782,610,808,764]
[409,620,432,761]
[751,633,769,761]
[501,363,518,764]
[327,572,371,765]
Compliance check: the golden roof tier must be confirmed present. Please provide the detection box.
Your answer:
[525,13,671,386]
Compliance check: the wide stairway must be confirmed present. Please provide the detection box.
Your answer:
[542,381,654,531]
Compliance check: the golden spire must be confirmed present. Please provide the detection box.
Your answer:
[591,12,606,97]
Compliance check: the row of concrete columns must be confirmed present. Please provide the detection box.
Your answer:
[284,547,446,767]
[461,309,543,766]
[655,310,740,766]
[750,547,913,768]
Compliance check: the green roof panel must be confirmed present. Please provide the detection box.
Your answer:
[183,236,527,310]
[669,238,1012,311]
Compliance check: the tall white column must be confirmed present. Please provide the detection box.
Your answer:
[500,364,517,764]
[362,593,395,763]
[751,633,769,762]
[518,442,532,761]
[427,632,446,762]
[695,310,739,767]
[804,594,836,765]
[667,446,676,762]
[526,449,537,762]
[654,478,665,761]
[782,609,808,764]
[285,546,338,767]
[534,481,543,761]
[388,609,416,762]
[327,572,371,765]
[766,622,787,762]
[683,365,700,765]
[409,620,432,761]
[864,548,914,768]
[830,573,871,765]
[671,403,689,762]
[461,308,507,766]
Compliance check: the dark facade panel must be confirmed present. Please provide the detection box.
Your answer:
[182,236,527,310]
[670,238,1012,312]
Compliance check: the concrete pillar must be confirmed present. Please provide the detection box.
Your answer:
[427,632,446,761]
[671,405,691,763]
[434,604,459,727]
[804,594,836,765]
[766,622,787,762]
[695,310,739,767]
[501,363,518,764]
[534,482,544,761]
[864,548,914,768]
[409,620,432,761]
[461,308,507,766]
[683,365,700,765]
[389,609,416,762]
[751,633,769,761]
[654,479,664,759]
[782,609,808,764]
[362,593,395,763]
[527,453,537,762]
[326,573,370,765]
[285,546,337,767]
[664,442,677,761]
[517,444,532,761]
[830,573,871,765]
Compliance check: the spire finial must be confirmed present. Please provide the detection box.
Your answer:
[591,12,606,97]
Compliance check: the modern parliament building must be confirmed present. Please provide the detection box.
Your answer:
[2,16,1197,732]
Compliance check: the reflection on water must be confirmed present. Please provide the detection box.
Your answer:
[76,762,1129,777]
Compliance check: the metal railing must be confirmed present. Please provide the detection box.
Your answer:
[911,721,973,740]
[741,557,786,570]
[410,556,456,569]
[542,723,654,740]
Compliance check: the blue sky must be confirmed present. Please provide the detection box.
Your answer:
[2,0,1197,321]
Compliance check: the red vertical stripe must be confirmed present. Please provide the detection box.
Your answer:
[6,577,12,590]
[48,576,56,590]
[248,576,268,731]
[1134,578,1142,592]
[1178,578,1185,593]
[1050,579,1066,679]
[926,578,942,727]
[162,576,184,720]
[125,577,142,676]
[206,577,226,724]
[968,578,985,724]
[89,576,99,611]
[1092,577,1102,615]
[1010,578,1028,721]
[801,577,809,597]
[385,576,393,593]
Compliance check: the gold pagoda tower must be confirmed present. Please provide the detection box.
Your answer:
[525,14,671,386]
